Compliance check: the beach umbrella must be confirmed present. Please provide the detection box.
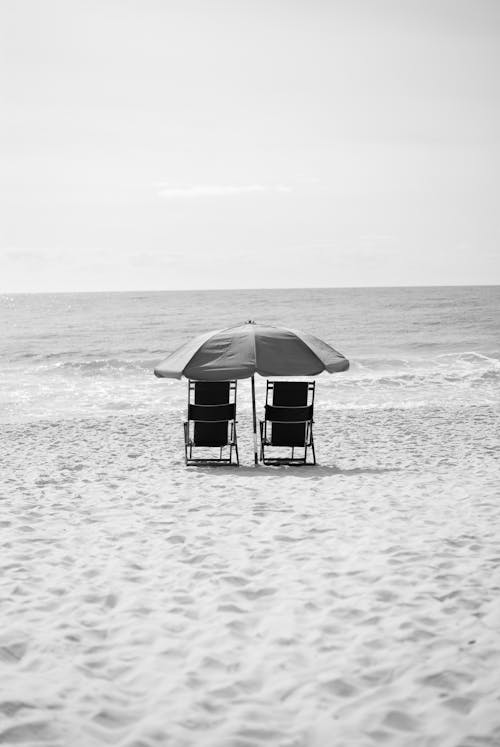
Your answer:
[154,321,349,465]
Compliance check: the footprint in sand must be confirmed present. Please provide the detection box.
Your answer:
[443,696,475,714]
[105,593,119,609]
[167,535,185,544]
[93,708,139,729]
[239,588,276,600]
[322,678,358,697]
[221,575,248,587]
[0,701,35,717]
[0,721,54,743]
[217,603,247,614]
[0,642,27,663]
[383,710,418,732]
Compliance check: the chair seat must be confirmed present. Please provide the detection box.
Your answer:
[260,429,308,447]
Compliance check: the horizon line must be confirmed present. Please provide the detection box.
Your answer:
[1,282,499,296]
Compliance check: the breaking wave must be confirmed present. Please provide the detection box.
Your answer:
[32,358,160,375]
[337,351,500,383]
[7,350,500,386]
[317,351,500,410]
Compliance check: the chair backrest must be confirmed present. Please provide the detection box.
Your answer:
[194,381,231,405]
[188,380,236,447]
[266,381,314,447]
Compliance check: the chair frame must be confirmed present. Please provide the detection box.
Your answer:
[183,380,239,466]
[259,380,316,466]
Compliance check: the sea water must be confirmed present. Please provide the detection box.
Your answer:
[0,286,499,423]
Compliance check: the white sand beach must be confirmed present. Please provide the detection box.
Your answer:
[1,403,500,747]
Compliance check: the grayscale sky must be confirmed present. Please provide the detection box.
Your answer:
[1,0,499,292]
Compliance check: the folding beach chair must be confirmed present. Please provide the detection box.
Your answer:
[259,380,316,465]
[184,380,239,466]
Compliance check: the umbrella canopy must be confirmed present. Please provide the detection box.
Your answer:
[154,322,349,380]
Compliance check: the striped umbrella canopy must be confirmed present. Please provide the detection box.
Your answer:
[154,321,349,463]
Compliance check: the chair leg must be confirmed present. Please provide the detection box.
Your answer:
[231,424,239,465]
[184,423,189,465]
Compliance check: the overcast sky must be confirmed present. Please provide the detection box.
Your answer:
[1,0,499,292]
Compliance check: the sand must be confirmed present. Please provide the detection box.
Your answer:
[1,404,500,747]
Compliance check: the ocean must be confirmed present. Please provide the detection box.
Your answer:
[1,286,499,422]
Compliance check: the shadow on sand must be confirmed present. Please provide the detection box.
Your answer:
[192,464,403,478]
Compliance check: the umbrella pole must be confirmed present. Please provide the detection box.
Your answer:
[251,375,258,465]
